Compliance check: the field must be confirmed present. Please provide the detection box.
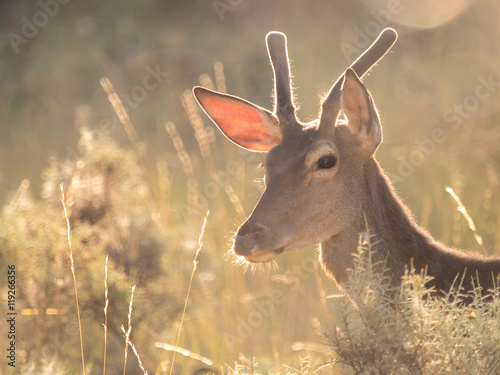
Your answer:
[2,1,500,374]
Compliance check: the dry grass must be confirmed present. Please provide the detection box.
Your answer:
[121,285,136,375]
[103,255,109,375]
[60,183,86,375]
[325,236,500,374]
[445,186,486,254]
[169,210,210,375]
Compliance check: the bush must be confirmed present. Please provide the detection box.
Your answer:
[324,232,500,375]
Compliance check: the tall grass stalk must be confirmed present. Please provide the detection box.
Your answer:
[155,342,213,366]
[199,73,215,90]
[100,76,163,221]
[164,121,195,179]
[169,210,210,375]
[214,61,227,93]
[100,77,141,148]
[60,183,86,375]
[121,328,148,375]
[182,90,214,169]
[165,121,201,220]
[122,285,136,375]
[103,255,109,375]
[445,186,486,253]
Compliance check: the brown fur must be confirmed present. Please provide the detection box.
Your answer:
[321,156,500,296]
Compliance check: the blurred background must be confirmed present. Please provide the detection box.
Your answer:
[1,0,500,373]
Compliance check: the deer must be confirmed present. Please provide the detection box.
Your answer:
[193,28,500,298]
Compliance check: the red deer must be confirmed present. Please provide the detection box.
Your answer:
[193,28,500,297]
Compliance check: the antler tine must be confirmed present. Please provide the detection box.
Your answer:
[266,32,298,128]
[319,28,398,126]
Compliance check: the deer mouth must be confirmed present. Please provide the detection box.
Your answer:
[242,247,285,263]
[233,223,287,262]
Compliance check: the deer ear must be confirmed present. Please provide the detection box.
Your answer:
[193,87,281,152]
[340,68,382,157]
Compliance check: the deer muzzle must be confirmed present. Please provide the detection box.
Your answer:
[234,231,260,254]
[233,222,285,263]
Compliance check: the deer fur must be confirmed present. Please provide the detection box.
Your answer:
[193,29,500,297]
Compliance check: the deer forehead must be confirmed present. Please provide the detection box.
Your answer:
[264,123,360,171]
[264,126,318,169]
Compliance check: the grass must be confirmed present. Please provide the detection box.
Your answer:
[5,123,500,373]
[60,184,85,375]
[445,186,486,254]
[103,255,108,375]
[0,85,332,372]
[121,284,136,375]
[169,210,209,375]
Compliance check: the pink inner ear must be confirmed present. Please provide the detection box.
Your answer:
[342,86,370,125]
[197,90,281,151]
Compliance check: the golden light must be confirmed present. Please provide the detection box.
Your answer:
[21,308,62,316]
[362,0,472,29]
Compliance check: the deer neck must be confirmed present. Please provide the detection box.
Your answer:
[320,157,500,292]
[320,157,419,284]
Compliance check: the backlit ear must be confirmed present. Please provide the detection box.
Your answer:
[340,68,382,157]
[193,87,281,152]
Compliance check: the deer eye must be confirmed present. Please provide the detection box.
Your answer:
[317,155,337,169]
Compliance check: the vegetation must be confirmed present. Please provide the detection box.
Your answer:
[3,113,500,374]
[327,234,500,374]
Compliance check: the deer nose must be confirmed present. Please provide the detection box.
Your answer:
[233,224,262,255]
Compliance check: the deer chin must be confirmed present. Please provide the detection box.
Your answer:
[243,247,285,263]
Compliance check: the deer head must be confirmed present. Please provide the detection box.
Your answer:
[193,29,397,264]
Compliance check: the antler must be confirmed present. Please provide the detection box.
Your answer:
[319,28,398,128]
[266,32,299,133]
